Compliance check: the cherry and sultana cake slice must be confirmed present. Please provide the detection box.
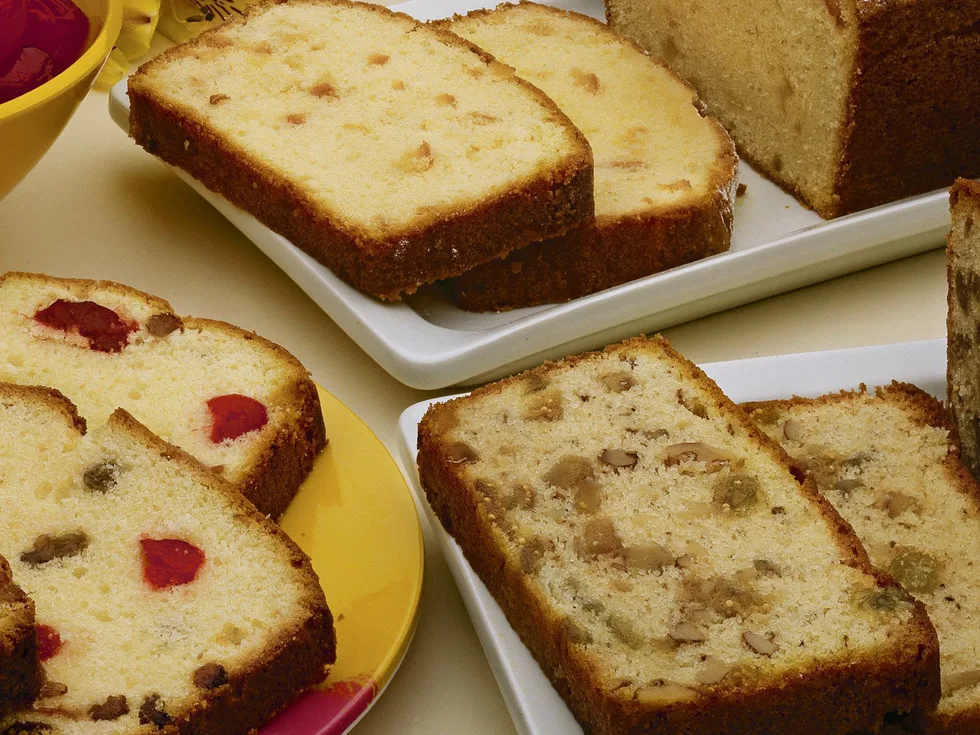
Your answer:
[0,555,40,715]
[0,383,335,735]
[0,272,326,519]
[417,335,939,735]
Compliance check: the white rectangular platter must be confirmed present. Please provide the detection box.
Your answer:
[109,0,952,390]
[395,338,946,735]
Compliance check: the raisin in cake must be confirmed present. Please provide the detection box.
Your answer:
[746,384,980,733]
[0,556,40,715]
[0,272,325,519]
[439,2,737,311]
[605,0,980,219]
[128,0,594,301]
[948,178,980,479]
[0,383,335,735]
[417,335,939,735]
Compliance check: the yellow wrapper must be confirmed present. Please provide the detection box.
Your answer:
[157,0,253,42]
[95,0,162,87]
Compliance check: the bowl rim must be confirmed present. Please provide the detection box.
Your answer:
[0,0,124,121]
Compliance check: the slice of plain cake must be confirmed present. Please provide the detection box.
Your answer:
[128,0,594,301]
[745,384,980,733]
[440,2,737,311]
[0,556,40,715]
[417,336,939,735]
[0,384,335,735]
[605,0,980,218]
[0,272,325,519]
[948,178,980,479]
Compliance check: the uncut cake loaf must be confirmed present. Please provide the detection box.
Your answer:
[417,335,939,734]
[948,178,980,480]
[0,383,335,735]
[128,0,595,301]
[605,0,980,219]
[745,384,980,733]
[0,556,40,715]
[439,2,737,311]
[0,272,325,519]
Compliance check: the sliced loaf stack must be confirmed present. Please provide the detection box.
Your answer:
[128,0,594,301]
[0,384,335,735]
[440,3,737,310]
[746,384,980,732]
[418,335,939,734]
[0,555,39,716]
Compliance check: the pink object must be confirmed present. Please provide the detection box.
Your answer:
[36,623,62,661]
[0,0,88,104]
[261,676,378,735]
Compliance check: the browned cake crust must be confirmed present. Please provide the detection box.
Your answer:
[181,316,327,520]
[107,409,337,735]
[439,5,737,311]
[0,556,40,717]
[0,272,326,520]
[946,179,980,479]
[418,336,940,735]
[743,382,980,734]
[829,1,980,217]
[443,160,736,311]
[128,0,595,302]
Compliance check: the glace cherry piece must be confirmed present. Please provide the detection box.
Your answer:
[36,623,62,661]
[140,538,205,590]
[207,394,268,443]
[34,299,138,352]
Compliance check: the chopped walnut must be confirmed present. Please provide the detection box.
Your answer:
[606,614,644,648]
[677,390,709,418]
[880,491,922,519]
[147,313,182,337]
[444,441,479,464]
[695,656,731,685]
[83,459,121,493]
[668,621,706,644]
[544,455,594,489]
[742,631,778,656]
[599,448,638,469]
[665,442,733,467]
[943,669,980,695]
[523,389,564,421]
[139,694,171,728]
[574,480,602,514]
[889,548,940,594]
[782,419,802,441]
[600,371,635,392]
[576,518,623,558]
[519,537,552,574]
[634,682,696,706]
[622,544,673,572]
[208,93,230,105]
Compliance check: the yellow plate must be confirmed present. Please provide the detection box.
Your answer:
[265,386,424,735]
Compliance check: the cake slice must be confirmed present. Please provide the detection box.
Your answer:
[417,335,939,734]
[0,272,325,519]
[128,0,594,301]
[0,383,335,735]
[0,556,40,715]
[745,383,980,733]
[605,0,980,218]
[439,2,737,311]
[948,178,980,480]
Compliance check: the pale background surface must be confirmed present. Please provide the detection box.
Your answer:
[0,89,948,733]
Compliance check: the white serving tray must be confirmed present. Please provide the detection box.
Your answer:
[395,338,946,735]
[109,0,952,390]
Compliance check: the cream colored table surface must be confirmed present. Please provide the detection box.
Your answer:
[0,90,949,734]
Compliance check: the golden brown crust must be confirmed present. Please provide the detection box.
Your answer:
[827,0,980,217]
[0,556,40,716]
[744,382,980,734]
[418,336,940,734]
[127,0,595,301]
[437,4,737,311]
[106,409,336,735]
[0,272,325,519]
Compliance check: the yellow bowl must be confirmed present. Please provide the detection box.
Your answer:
[0,0,123,200]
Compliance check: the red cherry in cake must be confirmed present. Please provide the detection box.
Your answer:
[34,299,138,353]
[36,623,62,661]
[140,538,205,590]
[207,394,268,443]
